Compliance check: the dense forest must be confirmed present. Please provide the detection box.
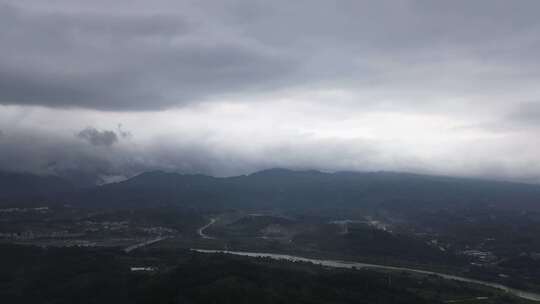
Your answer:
[0,244,524,304]
[5,169,540,213]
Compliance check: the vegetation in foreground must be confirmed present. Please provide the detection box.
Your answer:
[0,244,531,304]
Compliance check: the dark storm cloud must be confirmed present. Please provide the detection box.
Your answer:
[2,0,540,184]
[1,0,540,111]
[77,127,118,146]
[0,2,295,110]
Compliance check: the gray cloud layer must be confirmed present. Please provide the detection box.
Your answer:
[1,1,540,183]
[0,1,295,110]
[1,0,540,111]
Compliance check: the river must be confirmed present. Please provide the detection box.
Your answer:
[192,249,540,302]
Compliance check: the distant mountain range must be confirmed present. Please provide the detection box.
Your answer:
[0,171,75,203]
[3,168,540,212]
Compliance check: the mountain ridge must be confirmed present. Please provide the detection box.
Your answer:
[4,168,540,212]
[64,168,540,211]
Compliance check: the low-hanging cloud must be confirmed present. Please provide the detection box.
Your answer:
[77,127,119,147]
[1,1,540,184]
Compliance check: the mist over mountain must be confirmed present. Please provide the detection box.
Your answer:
[5,168,536,213]
[3,1,540,184]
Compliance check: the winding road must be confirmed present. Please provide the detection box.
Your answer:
[124,236,170,253]
[197,218,216,239]
[192,249,540,302]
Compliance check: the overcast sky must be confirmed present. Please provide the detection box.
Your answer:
[1,0,540,184]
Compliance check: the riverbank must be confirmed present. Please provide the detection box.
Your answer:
[192,248,540,302]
